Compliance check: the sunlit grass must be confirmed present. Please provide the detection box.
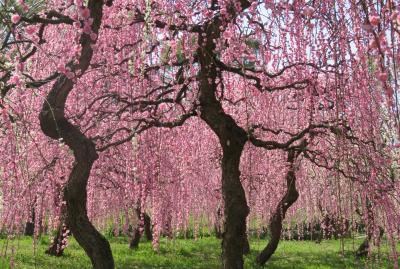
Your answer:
[0,236,398,268]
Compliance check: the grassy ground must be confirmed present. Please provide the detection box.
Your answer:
[0,236,398,268]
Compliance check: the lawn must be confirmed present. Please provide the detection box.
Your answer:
[0,236,398,268]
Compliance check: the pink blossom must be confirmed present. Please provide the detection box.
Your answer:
[361,24,373,32]
[303,6,315,17]
[73,22,81,29]
[25,25,36,35]
[57,64,67,74]
[377,72,388,82]
[11,14,21,24]
[369,15,380,26]
[90,33,97,41]
[16,62,24,72]
[80,8,90,19]
[9,74,21,86]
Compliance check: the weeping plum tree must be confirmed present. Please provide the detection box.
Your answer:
[1,0,400,269]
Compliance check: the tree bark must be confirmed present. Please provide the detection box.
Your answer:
[129,227,141,249]
[24,207,35,236]
[46,202,68,256]
[243,235,250,255]
[143,212,153,241]
[46,223,70,256]
[256,150,299,265]
[39,1,114,268]
[129,209,152,249]
[355,227,384,258]
[198,25,249,267]
[355,198,384,258]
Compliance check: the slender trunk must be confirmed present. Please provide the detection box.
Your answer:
[214,224,223,239]
[129,228,141,249]
[355,227,384,258]
[143,213,153,241]
[39,1,113,268]
[256,150,299,265]
[46,203,68,256]
[24,207,35,236]
[129,209,152,249]
[46,223,70,256]
[242,235,250,255]
[198,51,249,268]
[355,198,384,258]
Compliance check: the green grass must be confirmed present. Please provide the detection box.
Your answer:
[0,236,398,268]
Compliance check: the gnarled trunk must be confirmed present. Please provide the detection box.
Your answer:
[39,1,113,268]
[198,42,249,268]
[219,142,249,269]
[256,150,299,265]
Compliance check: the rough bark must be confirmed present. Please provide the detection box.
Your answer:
[46,203,68,256]
[24,208,35,236]
[129,209,152,249]
[197,20,249,268]
[256,150,299,265]
[143,212,153,241]
[242,235,250,255]
[129,227,141,249]
[214,206,223,239]
[355,227,384,258]
[355,198,384,258]
[46,223,70,256]
[39,1,114,268]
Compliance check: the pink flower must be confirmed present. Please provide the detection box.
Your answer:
[83,22,92,34]
[16,62,24,72]
[361,24,373,32]
[368,39,377,50]
[390,12,398,21]
[377,72,388,82]
[11,14,21,24]
[80,8,90,19]
[10,74,21,86]
[73,21,81,29]
[90,33,97,41]
[369,15,380,26]
[57,64,67,74]
[303,6,315,17]
[25,25,36,35]
[22,4,29,12]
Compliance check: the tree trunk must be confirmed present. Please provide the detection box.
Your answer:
[24,207,35,236]
[129,227,141,249]
[243,235,250,255]
[46,203,68,256]
[256,150,299,265]
[355,198,384,258]
[46,223,70,256]
[129,209,152,249]
[39,1,114,268]
[143,213,153,241]
[198,44,249,268]
[218,137,249,269]
[355,227,384,258]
